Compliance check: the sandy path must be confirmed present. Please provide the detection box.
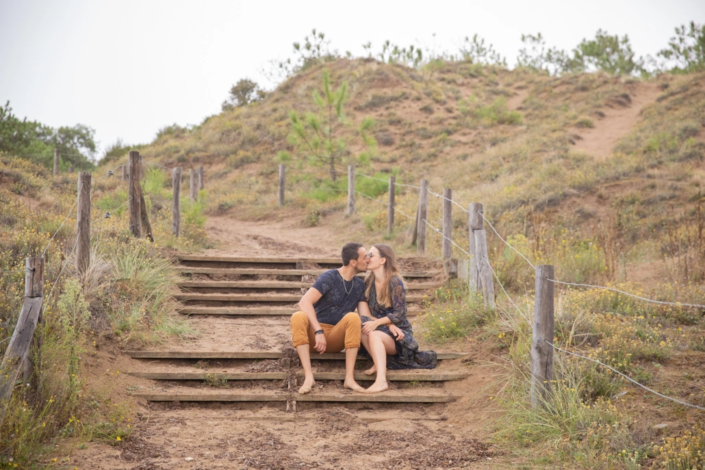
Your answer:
[574,82,660,160]
[204,214,342,258]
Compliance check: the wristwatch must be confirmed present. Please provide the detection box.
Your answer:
[314,329,324,335]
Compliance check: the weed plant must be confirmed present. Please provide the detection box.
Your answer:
[419,281,495,343]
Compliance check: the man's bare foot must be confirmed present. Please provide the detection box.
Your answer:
[298,377,315,394]
[344,379,365,392]
[364,381,388,393]
[364,365,377,376]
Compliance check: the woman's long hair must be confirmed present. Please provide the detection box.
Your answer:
[365,244,405,308]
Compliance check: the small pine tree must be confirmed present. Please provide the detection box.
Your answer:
[278,69,376,181]
[573,29,644,75]
[657,22,705,73]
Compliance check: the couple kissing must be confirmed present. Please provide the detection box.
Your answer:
[290,242,437,394]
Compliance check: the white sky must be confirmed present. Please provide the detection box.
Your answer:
[1,0,703,156]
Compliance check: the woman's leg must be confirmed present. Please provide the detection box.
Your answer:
[364,331,397,393]
[360,334,376,375]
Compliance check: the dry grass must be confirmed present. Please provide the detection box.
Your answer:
[0,156,202,466]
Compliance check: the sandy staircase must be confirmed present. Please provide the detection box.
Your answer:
[126,254,468,407]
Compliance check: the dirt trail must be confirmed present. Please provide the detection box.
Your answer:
[574,82,660,160]
[203,215,342,258]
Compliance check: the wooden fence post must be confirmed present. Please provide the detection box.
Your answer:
[122,164,127,181]
[69,164,74,173]
[0,257,44,422]
[387,175,395,236]
[411,205,419,245]
[531,265,555,409]
[128,151,141,237]
[190,170,197,202]
[76,172,92,275]
[278,164,285,207]
[442,188,452,260]
[468,203,482,291]
[475,229,495,308]
[347,165,355,216]
[198,166,204,190]
[53,148,59,176]
[172,167,181,237]
[417,179,429,254]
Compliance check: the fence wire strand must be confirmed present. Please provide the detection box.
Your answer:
[478,210,536,270]
[547,340,705,411]
[355,172,421,190]
[546,278,705,310]
[421,218,532,327]
[426,188,469,213]
[355,191,416,221]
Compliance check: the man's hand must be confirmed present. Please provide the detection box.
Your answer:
[389,324,405,341]
[361,320,379,336]
[314,333,327,354]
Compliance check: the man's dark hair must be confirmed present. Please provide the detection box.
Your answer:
[341,242,363,266]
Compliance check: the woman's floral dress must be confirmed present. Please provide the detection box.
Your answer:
[361,276,437,370]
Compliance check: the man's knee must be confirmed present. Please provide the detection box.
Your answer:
[290,311,309,329]
[343,312,361,326]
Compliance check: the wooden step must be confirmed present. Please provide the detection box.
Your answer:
[146,413,445,423]
[126,351,468,360]
[176,267,439,278]
[177,255,341,264]
[174,293,425,302]
[134,391,457,403]
[176,280,440,290]
[176,307,422,316]
[128,371,468,382]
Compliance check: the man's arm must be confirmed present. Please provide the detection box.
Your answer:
[299,287,326,353]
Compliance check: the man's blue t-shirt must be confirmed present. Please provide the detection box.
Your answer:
[311,269,366,325]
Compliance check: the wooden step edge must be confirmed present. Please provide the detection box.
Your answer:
[177,255,340,264]
[176,307,422,316]
[134,392,457,403]
[145,415,446,423]
[126,351,468,360]
[296,394,457,403]
[175,268,441,278]
[128,371,469,382]
[173,294,425,301]
[176,281,441,290]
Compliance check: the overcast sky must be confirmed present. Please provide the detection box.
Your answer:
[1,0,703,156]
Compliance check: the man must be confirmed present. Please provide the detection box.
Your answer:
[290,242,369,394]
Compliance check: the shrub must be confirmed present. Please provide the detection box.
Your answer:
[356,171,390,199]
[575,117,595,128]
[463,97,522,126]
[305,208,321,227]
[420,282,494,343]
[182,192,207,228]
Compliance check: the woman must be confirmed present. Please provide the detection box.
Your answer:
[359,244,437,393]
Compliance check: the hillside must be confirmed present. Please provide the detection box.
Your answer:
[130,59,704,286]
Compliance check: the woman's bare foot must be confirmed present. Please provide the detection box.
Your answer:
[298,376,315,394]
[344,379,365,392]
[364,365,377,376]
[364,381,388,393]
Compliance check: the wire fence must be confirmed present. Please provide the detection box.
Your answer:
[345,170,705,412]
[6,155,705,413]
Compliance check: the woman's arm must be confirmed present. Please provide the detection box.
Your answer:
[362,315,391,335]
